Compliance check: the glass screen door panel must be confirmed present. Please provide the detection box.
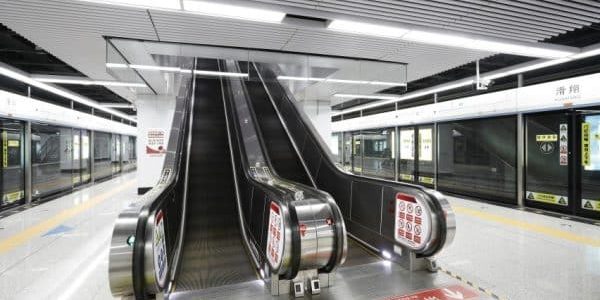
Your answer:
[351,132,363,175]
[417,125,435,187]
[342,132,352,172]
[580,114,600,218]
[398,127,415,183]
[0,119,25,209]
[361,128,395,180]
[81,130,91,184]
[525,113,571,212]
[72,129,82,186]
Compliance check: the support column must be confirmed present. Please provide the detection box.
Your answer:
[24,121,32,204]
[517,74,525,206]
[90,131,95,184]
[433,93,438,190]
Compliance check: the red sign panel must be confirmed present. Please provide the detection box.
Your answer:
[386,285,479,300]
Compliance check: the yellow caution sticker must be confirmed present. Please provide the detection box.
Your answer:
[536,134,558,142]
[7,140,19,147]
[2,131,6,168]
[582,199,600,212]
[582,123,591,167]
[3,190,24,204]
[526,191,568,206]
[418,176,435,185]
[399,174,414,181]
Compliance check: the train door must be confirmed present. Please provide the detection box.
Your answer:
[398,126,416,183]
[0,119,25,209]
[72,129,82,186]
[578,113,600,219]
[525,112,572,214]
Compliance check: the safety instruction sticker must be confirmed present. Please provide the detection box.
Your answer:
[418,176,435,185]
[267,202,284,267]
[2,131,7,168]
[153,210,168,288]
[582,199,600,212]
[395,193,430,248]
[559,123,568,166]
[582,122,591,167]
[2,190,24,204]
[536,134,558,142]
[399,173,414,181]
[526,191,568,206]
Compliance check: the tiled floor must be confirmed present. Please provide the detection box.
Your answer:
[438,196,600,300]
[0,172,137,300]
[0,175,598,300]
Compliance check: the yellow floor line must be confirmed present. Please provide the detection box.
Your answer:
[453,205,600,247]
[0,179,136,254]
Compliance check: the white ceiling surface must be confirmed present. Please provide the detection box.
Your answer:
[0,0,599,106]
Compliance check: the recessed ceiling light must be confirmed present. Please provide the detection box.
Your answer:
[34,77,147,87]
[183,1,285,23]
[327,20,409,39]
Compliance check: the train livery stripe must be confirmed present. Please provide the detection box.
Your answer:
[0,179,135,254]
[453,205,600,247]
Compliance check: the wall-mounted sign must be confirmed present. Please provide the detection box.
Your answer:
[584,115,600,171]
[266,201,284,268]
[559,124,568,166]
[554,83,581,102]
[153,210,168,288]
[146,128,166,156]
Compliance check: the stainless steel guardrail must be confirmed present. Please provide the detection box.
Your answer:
[253,62,455,268]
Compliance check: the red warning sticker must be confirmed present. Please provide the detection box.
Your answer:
[266,202,284,267]
[394,193,431,248]
[386,284,479,300]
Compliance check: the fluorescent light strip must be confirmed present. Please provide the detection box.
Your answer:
[0,65,136,123]
[106,63,249,78]
[35,77,146,87]
[327,20,575,59]
[194,70,248,77]
[277,76,406,87]
[183,1,285,23]
[78,0,181,10]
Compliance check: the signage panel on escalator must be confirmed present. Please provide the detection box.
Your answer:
[394,193,431,248]
[267,201,284,268]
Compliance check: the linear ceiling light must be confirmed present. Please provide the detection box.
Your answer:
[327,20,409,39]
[278,76,406,86]
[327,20,575,59]
[79,0,181,10]
[0,65,137,123]
[106,63,249,77]
[101,103,136,108]
[194,70,248,77]
[183,1,285,23]
[34,77,147,87]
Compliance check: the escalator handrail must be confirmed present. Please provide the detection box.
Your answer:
[108,71,195,298]
[253,63,455,257]
[222,59,346,277]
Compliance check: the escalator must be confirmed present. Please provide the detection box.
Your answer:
[109,59,346,299]
[174,72,257,291]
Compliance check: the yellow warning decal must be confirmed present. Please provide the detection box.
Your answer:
[418,176,435,185]
[582,123,591,167]
[536,134,558,142]
[2,131,6,168]
[582,199,600,212]
[399,174,414,181]
[3,190,24,204]
[7,140,19,147]
[526,191,568,206]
